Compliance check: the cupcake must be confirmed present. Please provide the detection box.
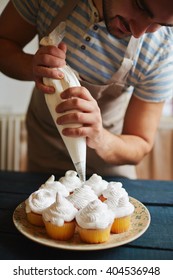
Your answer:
[42,193,78,240]
[25,189,56,226]
[76,199,114,243]
[85,173,108,197]
[101,181,123,201]
[59,170,82,193]
[39,175,69,197]
[67,184,97,210]
[104,182,134,233]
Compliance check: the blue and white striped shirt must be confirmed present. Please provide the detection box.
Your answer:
[12,0,173,102]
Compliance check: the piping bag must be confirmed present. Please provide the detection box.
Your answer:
[40,22,86,182]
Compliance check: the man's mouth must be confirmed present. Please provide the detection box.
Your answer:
[116,16,131,34]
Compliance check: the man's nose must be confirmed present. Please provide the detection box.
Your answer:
[130,20,152,38]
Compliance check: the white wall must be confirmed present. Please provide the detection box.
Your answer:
[0,0,38,114]
[0,39,38,114]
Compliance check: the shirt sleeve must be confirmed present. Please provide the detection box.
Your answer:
[131,28,173,102]
[12,0,40,26]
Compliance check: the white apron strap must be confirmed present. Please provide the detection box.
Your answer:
[110,36,141,83]
[45,0,80,36]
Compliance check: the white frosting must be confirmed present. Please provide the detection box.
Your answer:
[76,199,114,229]
[42,193,78,226]
[67,184,98,210]
[59,170,82,192]
[25,189,56,214]
[102,181,123,198]
[39,175,69,197]
[85,173,108,196]
[104,182,134,218]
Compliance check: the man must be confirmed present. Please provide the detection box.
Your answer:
[0,0,173,178]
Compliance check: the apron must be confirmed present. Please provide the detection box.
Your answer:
[26,1,141,178]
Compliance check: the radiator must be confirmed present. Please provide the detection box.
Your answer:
[0,113,27,171]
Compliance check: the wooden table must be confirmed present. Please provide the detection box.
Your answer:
[0,171,173,260]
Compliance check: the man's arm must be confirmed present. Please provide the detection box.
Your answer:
[0,1,37,80]
[56,89,164,166]
[0,1,67,93]
[95,95,164,165]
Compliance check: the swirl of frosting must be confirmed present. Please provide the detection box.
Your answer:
[25,189,56,214]
[76,199,114,229]
[85,173,108,196]
[104,183,134,218]
[104,192,134,218]
[59,170,82,192]
[102,181,124,199]
[42,193,78,226]
[39,175,69,197]
[67,184,97,210]
[105,198,134,218]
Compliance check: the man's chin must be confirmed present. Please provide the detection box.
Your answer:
[108,28,131,39]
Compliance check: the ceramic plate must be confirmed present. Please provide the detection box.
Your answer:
[13,197,150,251]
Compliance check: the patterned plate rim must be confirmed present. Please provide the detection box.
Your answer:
[13,197,151,251]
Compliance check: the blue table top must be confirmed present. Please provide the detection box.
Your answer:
[0,171,173,260]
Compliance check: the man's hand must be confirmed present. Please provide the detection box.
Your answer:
[56,86,104,150]
[32,42,67,93]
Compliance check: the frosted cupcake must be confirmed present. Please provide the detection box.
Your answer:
[42,193,78,240]
[25,189,56,226]
[85,173,108,197]
[59,170,82,193]
[39,175,69,197]
[76,199,114,243]
[67,184,97,210]
[104,182,134,233]
[101,181,123,201]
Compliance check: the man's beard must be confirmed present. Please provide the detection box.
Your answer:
[102,0,115,36]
